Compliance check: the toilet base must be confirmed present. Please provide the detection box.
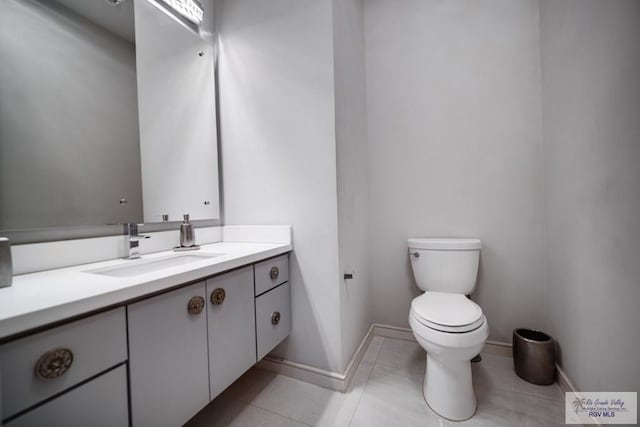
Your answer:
[423,354,477,421]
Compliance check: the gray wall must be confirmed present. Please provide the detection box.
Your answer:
[364,0,545,342]
[333,0,373,369]
[215,0,345,373]
[541,0,640,392]
[216,0,640,394]
[0,0,142,229]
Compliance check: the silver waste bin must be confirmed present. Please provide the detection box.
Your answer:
[512,328,556,385]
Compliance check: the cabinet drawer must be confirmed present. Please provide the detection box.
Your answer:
[0,307,127,419]
[254,254,289,296]
[6,365,128,427]
[256,282,291,361]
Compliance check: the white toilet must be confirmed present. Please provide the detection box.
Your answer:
[407,238,488,421]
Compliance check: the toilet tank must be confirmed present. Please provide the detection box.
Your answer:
[408,238,481,294]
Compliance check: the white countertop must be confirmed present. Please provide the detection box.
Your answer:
[0,241,291,341]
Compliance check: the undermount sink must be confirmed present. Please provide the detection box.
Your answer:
[87,253,223,278]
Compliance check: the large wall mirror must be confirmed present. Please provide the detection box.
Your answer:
[0,0,219,243]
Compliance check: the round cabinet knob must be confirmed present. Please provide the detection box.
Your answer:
[411,252,420,258]
[35,348,74,380]
[211,288,226,305]
[188,296,205,315]
[271,311,281,325]
[270,267,280,280]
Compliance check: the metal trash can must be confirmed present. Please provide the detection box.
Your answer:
[512,328,556,385]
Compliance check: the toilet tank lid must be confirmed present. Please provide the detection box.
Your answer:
[408,238,481,250]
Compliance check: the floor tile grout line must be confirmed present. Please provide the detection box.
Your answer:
[247,402,314,426]
[373,357,423,371]
[473,358,565,404]
[474,384,563,405]
[370,337,385,365]
[239,370,348,427]
[346,361,377,427]
[361,336,385,366]
[492,387,564,404]
[473,386,564,404]
[371,360,425,382]
[369,337,427,385]
[474,373,564,402]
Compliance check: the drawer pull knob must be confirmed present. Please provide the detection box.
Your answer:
[271,311,281,325]
[211,288,226,305]
[188,296,205,314]
[270,267,280,280]
[35,348,74,380]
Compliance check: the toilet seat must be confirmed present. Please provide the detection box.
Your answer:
[411,292,484,333]
[411,311,485,333]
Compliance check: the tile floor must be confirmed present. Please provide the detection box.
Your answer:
[186,337,565,427]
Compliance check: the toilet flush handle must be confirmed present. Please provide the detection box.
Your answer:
[411,251,420,258]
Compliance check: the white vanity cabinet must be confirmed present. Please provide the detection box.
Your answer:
[206,266,256,399]
[0,308,128,426]
[0,251,291,427]
[127,282,210,427]
[126,257,290,426]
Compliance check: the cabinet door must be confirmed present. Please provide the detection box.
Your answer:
[207,266,256,399]
[128,282,209,427]
[6,365,128,427]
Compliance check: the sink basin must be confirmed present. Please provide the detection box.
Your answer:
[87,253,223,278]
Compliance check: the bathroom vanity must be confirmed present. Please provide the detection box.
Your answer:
[0,1,291,425]
[0,241,292,427]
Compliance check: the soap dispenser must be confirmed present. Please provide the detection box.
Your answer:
[180,213,195,248]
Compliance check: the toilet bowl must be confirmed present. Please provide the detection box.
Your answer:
[410,294,488,420]
[407,238,488,421]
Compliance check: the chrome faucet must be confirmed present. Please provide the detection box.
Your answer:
[124,223,150,259]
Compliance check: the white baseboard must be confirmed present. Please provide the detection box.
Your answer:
[257,357,349,391]
[257,324,508,392]
[257,325,376,392]
[557,366,600,427]
[484,340,513,357]
[371,324,415,341]
[257,323,578,406]
[340,325,376,390]
[556,365,577,394]
[477,339,582,399]
[371,324,514,358]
